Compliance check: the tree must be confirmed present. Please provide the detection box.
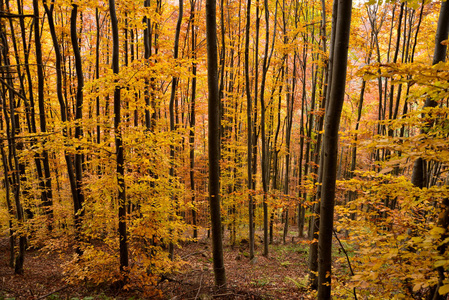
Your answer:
[168,0,183,259]
[411,0,449,189]
[0,17,26,274]
[70,3,86,256]
[189,0,198,239]
[206,0,226,286]
[109,0,129,276]
[410,2,449,298]
[317,0,352,299]
[33,0,54,231]
[244,0,255,260]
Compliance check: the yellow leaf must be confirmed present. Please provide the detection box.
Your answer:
[413,283,422,293]
[435,260,448,268]
[439,284,449,295]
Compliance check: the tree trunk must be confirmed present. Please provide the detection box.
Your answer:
[206,0,226,286]
[168,0,183,259]
[109,0,129,277]
[308,0,333,289]
[0,27,26,274]
[33,0,54,231]
[317,1,352,299]
[189,0,198,240]
[244,0,255,260]
[70,4,86,255]
[411,0,449,189]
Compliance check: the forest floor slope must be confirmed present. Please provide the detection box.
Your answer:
[0,229,315,299]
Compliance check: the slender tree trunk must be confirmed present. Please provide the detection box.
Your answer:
[308,0,332,288]
[410,2,449,298]
[283,56,296,244]
[95,7,101,145]
[317,1,352,299]
[70,4,86,256]
[168,0,183,259]
[244,0,255,260]
[0,28,26,274]
[411,0,449,189]
[43,2,81,253]
[109,0,129,277]
[0,140,14,267]
[33,0,54,231]
[206,0,226,286]
[189,0,198,239]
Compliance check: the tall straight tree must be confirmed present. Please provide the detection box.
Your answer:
[189,0,198,239]
[309,0,335,289]
[70,4,85,255]
[0,22,25,274]
[43,1,82,253]
[206,0,226,287]
[168,0,183,259]
[244,0,255,260]
[33,0,54,231]
[411,0,449,189]
[317,0,352,299]
[410,2,449,298]
[109,0,129,276]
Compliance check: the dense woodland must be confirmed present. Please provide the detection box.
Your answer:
[0,0,449,298]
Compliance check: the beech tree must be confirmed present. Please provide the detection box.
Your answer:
[0,1,448,298]
[317,0,352,298]
[206,0,226,286]
[109,0,129,275]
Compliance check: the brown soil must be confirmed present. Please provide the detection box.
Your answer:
[0,231,312,299]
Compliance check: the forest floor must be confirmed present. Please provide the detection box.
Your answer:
[0,228,317,300]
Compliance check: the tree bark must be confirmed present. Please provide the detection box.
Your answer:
[308,0,333,289]
[189,0,198,240]
[109,0,129,276]
[70,4,85,255]
[206,0,226,286]
[33,0,54,231]
[411,0,449,188]
[0,26,26,274]
[317,1,352,299]
[244,0,255,260]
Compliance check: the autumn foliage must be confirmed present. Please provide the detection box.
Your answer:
[0,0,448,298]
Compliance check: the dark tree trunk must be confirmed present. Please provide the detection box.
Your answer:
[33,0,54,231]
[189,0,198,240]
[168,0,183,259]
[0,27,26,274]
[308,0,333,289]
[411,0,449,189]
[43,2,81,251]
[206,0,226,286]
[283,56,296,245]
[70,4,86,255]
[244,0,255,260]
[317,1,352,299]
[109,0,129,276]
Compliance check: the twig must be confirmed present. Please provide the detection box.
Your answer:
[0,12,35,18]
[212,293,235,298]
[333,229,358,300]
[194,273,203,300]
[37,285,69,300]
[0,77,27,101]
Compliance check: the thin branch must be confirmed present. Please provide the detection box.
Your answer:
[194,273,203,300]
[0,12,35,18]
[333,228,358,300]
[0,77,27,101]
[37,285,69,300]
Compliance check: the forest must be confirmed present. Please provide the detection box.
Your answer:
[0,0,449,298]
